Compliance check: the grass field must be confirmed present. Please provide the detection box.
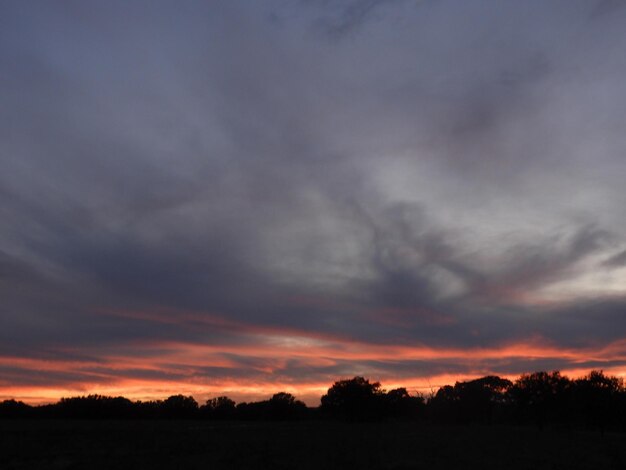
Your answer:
[1,420,625,469]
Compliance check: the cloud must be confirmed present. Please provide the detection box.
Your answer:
[0,0,625,402]
[604,250,626,268]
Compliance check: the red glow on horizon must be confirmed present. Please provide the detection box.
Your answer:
[2,332,626,406]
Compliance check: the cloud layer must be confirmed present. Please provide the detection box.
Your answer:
[1,0,626,404]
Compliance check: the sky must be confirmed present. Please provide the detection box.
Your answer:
[1,0,626,405]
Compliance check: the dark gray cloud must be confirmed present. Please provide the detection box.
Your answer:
[1,0,626,402]
[604,250,626,268]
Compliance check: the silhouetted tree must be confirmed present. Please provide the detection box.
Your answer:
[573,370,624,432]
[429,385,457,422]
[383,388,425,419]
[161,394,198,418]
[429,376,512,423]
[268,392,307,420]
[507,371,571,427]
[235,400,269,420]
[0,399,32,418]
[201,396,236,419]
[459,376,512,422]
[321,376,384,421]
[55,395,136,419]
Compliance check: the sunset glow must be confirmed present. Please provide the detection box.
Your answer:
[3,321,626,405]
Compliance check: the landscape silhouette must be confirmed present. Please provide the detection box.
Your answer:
[2,370,625,430]
[3,370,626,469]
[0,371,626,470]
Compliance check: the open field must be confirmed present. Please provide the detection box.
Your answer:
[1,420,625,470]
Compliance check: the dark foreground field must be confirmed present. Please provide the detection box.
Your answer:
[2,420,626,470]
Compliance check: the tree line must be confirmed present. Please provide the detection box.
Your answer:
[2,370,625,431]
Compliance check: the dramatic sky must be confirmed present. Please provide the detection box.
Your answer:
[2,0,626,405]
